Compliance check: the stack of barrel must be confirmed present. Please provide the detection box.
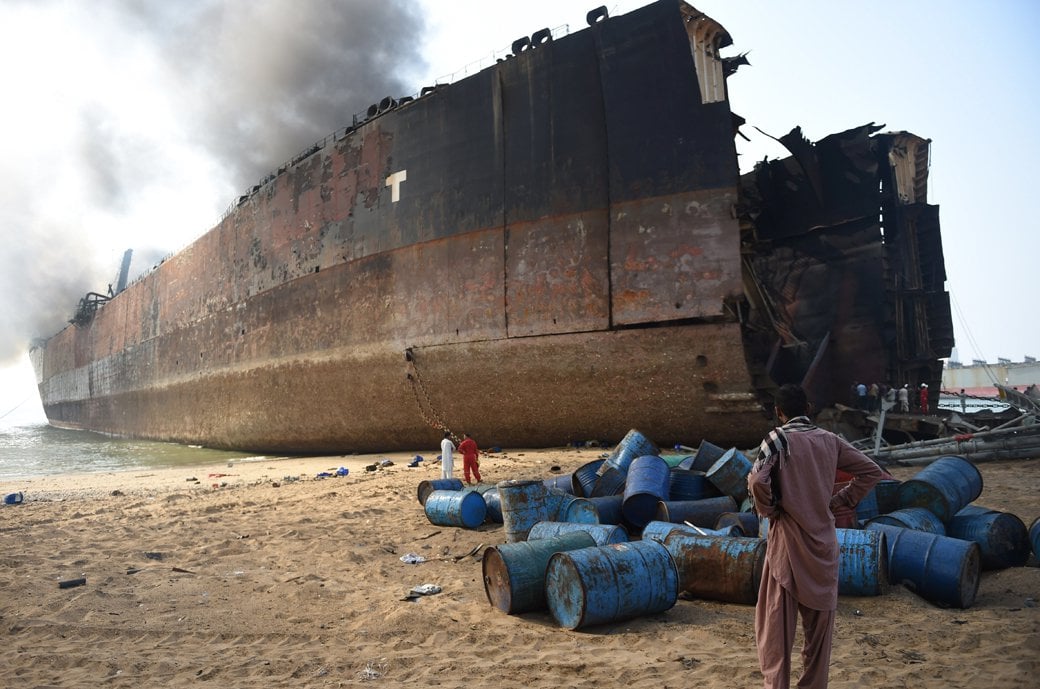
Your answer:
[480,430,778,630]
[419,432,1040,630]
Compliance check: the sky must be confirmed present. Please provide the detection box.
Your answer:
[1,0,1037,425]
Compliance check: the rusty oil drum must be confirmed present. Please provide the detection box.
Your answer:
[528,521,629,545]
[662,531,766,604]
[482,531,596,614]
[653,496,737,528]
[498,479,548,542]
[544,540,678,630]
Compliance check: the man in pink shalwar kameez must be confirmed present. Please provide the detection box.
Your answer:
[748,384,883,689]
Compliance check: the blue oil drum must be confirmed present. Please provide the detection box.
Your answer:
[545,540,678,630]
[482,531,597,614]
[543,474,576,495]
[662,531,766,604]
[653,496,738,528]
[686,439,727,472]
[544,488,566,522]
[571,459,605,497]
[601,429,659,478]
[668,469,723,502]
[557,497,599,524]
[947,505,1030,569]
[641,520,739,543]
[874,479,903,514]
[588,495,624,525]
[714,511,760,537]
[897,456,983,522]
[590,467,627,497]
[855,479,902,522]
[423,489,487,528]
[836,528,888,596]
[866,523,981,609]
[1030,517,1040,563]
[528,521,629,545]
[417,478,464,506]
[866,507,946,535]
[1030,516,1040,562]
[483,487,503,523]
[498,479,549,542]
[705,448,752,503]
[622,455,671,529]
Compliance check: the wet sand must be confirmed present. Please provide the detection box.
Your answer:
[1,448,1037,688]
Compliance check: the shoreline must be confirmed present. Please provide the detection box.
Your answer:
[0,446,591,503]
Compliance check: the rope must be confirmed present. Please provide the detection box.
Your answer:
[0,396,31,421]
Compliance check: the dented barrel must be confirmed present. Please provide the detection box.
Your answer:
[545,540,678,630]
[662,531,766,604]
[601,430,659,478]
[705,448,752,503]
[498,479,548,542]
[572,459,605,497]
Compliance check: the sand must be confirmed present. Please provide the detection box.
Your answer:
[1,447,1037,688]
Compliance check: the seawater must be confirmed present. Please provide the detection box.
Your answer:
[0,421,259,481]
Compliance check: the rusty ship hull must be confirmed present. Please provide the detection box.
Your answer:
[30,1,953,453]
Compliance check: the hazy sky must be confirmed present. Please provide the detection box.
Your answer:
[1,0,1037,424]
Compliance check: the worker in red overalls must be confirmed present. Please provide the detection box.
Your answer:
[919,384,929,414]
[458,432,481,484]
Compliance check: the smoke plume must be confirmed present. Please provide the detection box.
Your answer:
[0,0,426,365]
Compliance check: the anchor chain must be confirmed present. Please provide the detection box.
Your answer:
[405,348,459,443]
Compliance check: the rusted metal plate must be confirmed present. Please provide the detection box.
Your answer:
[506,211,610,337]
[610,188,742,325]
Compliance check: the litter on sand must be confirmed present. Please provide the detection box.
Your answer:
[401,583,442,601]
[399,553,426,564]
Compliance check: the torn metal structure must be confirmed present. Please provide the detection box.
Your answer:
[740,124,953,410]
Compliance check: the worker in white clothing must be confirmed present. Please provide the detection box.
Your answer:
[440,431,456,480]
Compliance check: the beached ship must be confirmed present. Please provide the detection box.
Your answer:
[29,0,953,453]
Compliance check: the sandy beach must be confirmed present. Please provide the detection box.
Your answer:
[1,447,1037,688]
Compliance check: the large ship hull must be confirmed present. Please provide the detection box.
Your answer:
[30,1,952,453]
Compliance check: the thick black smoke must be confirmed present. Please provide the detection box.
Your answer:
[0,0,426,365]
